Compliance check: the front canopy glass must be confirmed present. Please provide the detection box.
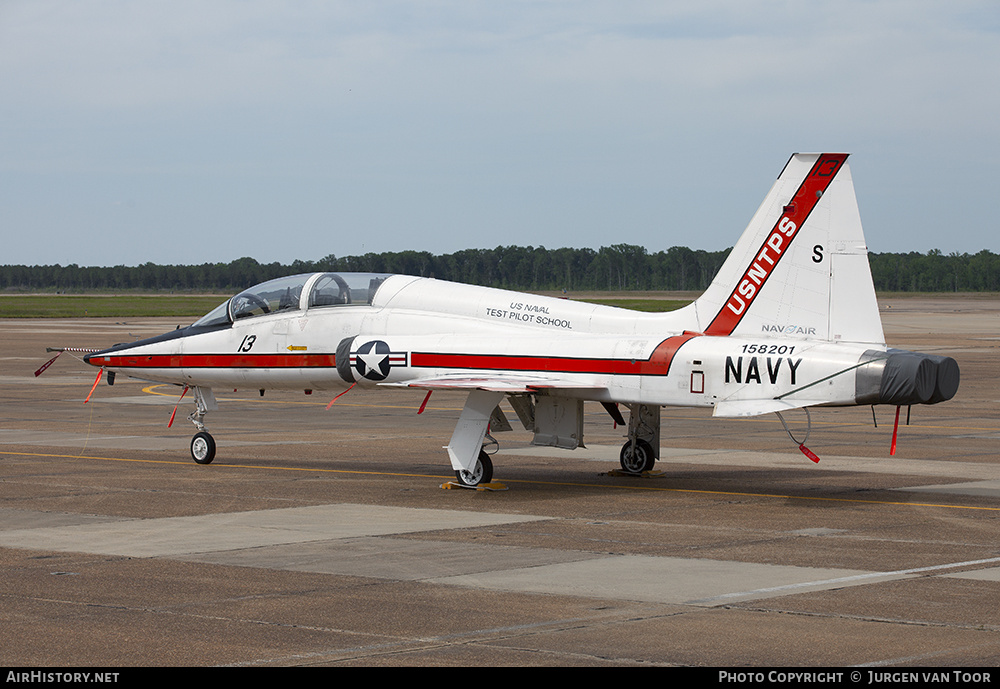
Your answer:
[230,274,308,321]
[192,273,393,328]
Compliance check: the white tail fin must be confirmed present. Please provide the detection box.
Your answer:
[691,153,884,345]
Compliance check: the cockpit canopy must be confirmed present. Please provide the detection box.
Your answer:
[193,272,393,327]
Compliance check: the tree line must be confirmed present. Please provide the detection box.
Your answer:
[1,245,998,293]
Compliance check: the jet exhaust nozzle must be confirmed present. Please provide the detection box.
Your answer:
[856,349,960,407]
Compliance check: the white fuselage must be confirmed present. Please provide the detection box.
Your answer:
[87,273,875,414]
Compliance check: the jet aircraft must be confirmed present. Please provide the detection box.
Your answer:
[81,153,959,486]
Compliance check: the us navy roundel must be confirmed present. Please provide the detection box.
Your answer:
[351,340,406,381]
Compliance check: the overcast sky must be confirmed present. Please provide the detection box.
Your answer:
[1,1,997,268]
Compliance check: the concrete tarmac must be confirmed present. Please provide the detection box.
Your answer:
[1,295,999,666]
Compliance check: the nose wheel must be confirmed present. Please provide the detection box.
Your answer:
[190,432,216,464]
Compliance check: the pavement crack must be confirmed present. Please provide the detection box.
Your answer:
[731,605,1000,633]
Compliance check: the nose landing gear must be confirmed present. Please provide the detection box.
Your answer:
[187,387,218,465]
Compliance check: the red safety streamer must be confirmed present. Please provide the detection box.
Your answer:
[890,405,901,456]
[326,382,356,410]
[34,351,61,377]
[168,386,190,427]
[83,368,103,403]
[799,444,821,463]
[417,390,433,414]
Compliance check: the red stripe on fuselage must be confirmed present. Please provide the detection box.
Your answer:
[91,335,702,379]
[705,153,848,336]
[410,333,699,377]
[89,353,337,368]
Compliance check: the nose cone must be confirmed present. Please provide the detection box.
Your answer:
[81,325,201,368]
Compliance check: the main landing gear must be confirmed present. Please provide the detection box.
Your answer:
[618,403,661,474]
[446,390,503,488]
[187,387,219,465]
[453,450,494,488]
[620,438,655,473]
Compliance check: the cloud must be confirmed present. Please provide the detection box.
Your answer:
[0,1,997,265]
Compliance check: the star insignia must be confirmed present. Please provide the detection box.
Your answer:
[353,340,392,381]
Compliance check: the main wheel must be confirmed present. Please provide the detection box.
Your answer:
[454,450,494,487]
[191,431,216,464]
[619,439,655,473]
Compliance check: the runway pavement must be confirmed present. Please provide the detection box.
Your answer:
[1,296,999,666]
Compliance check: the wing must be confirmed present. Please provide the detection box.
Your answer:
[713,398,829,418]
[381,373,606,394]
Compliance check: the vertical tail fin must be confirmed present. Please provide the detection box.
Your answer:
[691,153,884,344]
